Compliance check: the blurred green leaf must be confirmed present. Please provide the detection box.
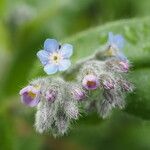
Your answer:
[126,68,150,120]
[66,112,150,150]
[0,114,15,150]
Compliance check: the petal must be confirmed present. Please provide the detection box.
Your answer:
[108,32,114,43]
[20,86,29,95]
[60,44,73,58]
[28,96,40,107]
[21,93,40,107]
[108,32,125,49]
[20,86,40,107]
[44,39,59,52]
[44,63,58,74]
[37,50,49,65]
[117,52,127,61]
[114,35,124,49]
[19,85,35,95]
[58,59,71,71]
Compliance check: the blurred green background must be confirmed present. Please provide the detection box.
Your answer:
[0,0,150,150]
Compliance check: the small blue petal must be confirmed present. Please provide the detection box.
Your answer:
[60,44,73,58]
[114,35,124,49]
[37,50,49,65]
[108,32,124,49]
[58,59,71,71]
[44,39,59,52]
[108,32,114,43]
[117,52,127,61]
[44,63,58,74]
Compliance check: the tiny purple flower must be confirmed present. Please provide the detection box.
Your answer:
[72,88,86,101]
[82,74,100,90]
[19,85,40,107]
[45,90,57,102]
[37,39,73,75]
[107,32,127,61]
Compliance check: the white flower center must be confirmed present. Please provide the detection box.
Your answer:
[50,52,62,64]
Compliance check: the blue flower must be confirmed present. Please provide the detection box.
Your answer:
[37,39,73,74]
[107,32,127,61]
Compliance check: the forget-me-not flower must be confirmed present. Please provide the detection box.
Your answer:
[37,39,73,74]
[107,32,127,61]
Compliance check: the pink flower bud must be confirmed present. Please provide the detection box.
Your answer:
[122,82,133,92]
[45,90,57,102]
[103,80,114,90]
[119,61,129,73]
[72,88,86,101]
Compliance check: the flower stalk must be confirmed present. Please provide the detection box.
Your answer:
[19,32,133,137]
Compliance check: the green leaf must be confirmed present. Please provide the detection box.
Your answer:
[28,18,150,120]
[66,112,150,150]
[30,17,150,78]
[125,68,150,120]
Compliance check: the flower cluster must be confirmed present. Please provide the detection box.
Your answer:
[19,32,133,137]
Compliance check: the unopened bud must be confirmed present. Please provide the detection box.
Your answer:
[45,90,57,102]
[72,88,86,101]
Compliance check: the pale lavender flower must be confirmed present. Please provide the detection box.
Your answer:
[19,85,40,107]
[37,39,73,74]
[107,32,127,61]
[82,74,100,90]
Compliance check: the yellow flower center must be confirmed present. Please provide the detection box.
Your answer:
[87,81,96,87]
[50,52,62,64]
[28,91,36,99]
[27,85,40,99]
[107,46,116,56]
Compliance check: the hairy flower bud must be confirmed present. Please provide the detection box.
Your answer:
[65,101,79,119]
[119,61,129,73]
[45,90,57,102]
[72,88,86,101]
[102,79,115,90]
[122,82,133,92]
